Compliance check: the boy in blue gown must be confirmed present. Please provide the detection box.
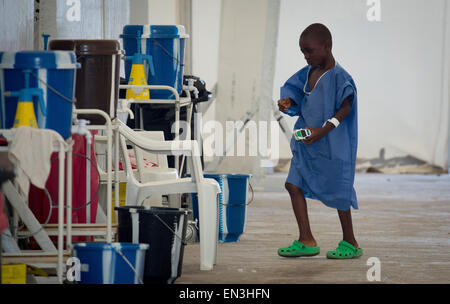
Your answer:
[277,23,362,259]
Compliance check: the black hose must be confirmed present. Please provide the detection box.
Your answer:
[4,152,102,240]
[2,186,53,240]
[49,152,100,211]
[29,70,76,104]
[219,181,255,207]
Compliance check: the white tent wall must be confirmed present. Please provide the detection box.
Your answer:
[212,0,280,177]
[191,0,222,164]
[129,0,151,25]
[131,0,273,175]
[191,0,221,94]
[0,0,34,51]
[146,0,178,24]
[273,0,450,170]
[38,0,129,46]
[37,0,129,77]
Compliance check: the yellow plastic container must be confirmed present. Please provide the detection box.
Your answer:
[13,101,38,128]
[1,264,27,284]
[112,183,127,223]
[126,64,150,99]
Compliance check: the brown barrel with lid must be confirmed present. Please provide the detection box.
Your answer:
[49,40,122,125]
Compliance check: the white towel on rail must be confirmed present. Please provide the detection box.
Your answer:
[8,126,60,196]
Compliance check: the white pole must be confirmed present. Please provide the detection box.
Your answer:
[114,127,120,221]
[106,123,112,242]
[57,142,65,284]
[72,109,113,242]
[175,98,180,173]
[86,137,91,224]
[179,93,193,175]
[66,142,73,247]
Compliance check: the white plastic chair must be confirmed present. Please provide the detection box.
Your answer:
[116,120,220,271]
[95,130,180,209]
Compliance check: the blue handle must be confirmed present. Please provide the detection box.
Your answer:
[42,34,51,51]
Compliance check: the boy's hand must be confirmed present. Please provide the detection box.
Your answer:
[278,98,294,113]
[302,126,327,145]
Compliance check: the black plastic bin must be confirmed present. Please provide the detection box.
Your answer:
[116,206,190,284]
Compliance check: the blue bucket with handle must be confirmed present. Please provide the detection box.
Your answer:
[0,51,79,139]
[72,242,149,284]
[189,174,253,242]
[121,25,188,99]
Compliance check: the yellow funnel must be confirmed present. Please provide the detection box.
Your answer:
[13,101,38,128]
[126,64,150,99]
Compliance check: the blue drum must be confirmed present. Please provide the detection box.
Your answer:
[121,25,188,99]
[0,51,79,139]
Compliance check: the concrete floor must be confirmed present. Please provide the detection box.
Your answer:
[177,173,450,284]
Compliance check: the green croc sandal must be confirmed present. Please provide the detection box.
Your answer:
[326,240,363,259]
[278,240,320,257]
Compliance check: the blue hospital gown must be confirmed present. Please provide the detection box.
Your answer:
[281,63,358,211]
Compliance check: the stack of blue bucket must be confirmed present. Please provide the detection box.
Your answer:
[0,51,79,139]
[120,25,189,99]
[190,174,252,243]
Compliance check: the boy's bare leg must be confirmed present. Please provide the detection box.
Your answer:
[285,183,317,247]
[337,208,359,249]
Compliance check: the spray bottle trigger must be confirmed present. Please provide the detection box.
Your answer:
[35,89,46,116]
[144,55,155,76]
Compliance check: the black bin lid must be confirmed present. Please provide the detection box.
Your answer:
[115,205,190,215]
[49,39,123,55]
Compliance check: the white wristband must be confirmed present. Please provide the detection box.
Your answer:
[326,117,340,128]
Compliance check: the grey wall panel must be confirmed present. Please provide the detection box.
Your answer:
[39,0,129,45]
[213,0,280,175]
[54,0,103,39]
[103,0,130,40]
[0,0,35,51]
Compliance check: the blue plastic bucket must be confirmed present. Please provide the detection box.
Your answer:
[72,242,149,284]
[189,174,252,243]
[121,25,188,99]
[0,51,79,139]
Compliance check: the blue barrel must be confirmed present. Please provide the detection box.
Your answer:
[0,51,79,139]
[72,242,149,284]
[121,25,188,99]
[190,174,252,243]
